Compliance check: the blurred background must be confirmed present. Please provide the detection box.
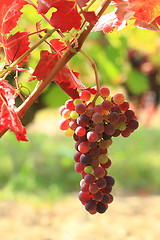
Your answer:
[0,2,160,240]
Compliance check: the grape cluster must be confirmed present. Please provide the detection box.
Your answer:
[59,87,139,214]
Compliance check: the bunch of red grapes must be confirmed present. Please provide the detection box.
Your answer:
[59,87,139,214]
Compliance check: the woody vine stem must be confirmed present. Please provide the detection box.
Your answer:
[0,0,111,138]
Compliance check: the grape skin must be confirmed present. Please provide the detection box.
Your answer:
[78,141,90,153]
[87,130,99,142]
[58,118,70,130]
[93,191,103,201]
[85,200,97,212]
[92,112,103,124]
[80,153,92,165]
[100,87,110,98]
[77,115,89,127]
[97,202,107,213]
[80,90,91,102]
[75,103,86,115]
[84,174,96,184]
[75,162,85,173]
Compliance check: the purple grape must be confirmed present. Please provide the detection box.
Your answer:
[84,174,96,184]
[104,176,115,187]
[96,178,107,188]
[104,124,115,135]
[77,115,89,127]
[108,112,119,123]
[111,105,121,113]
[125,109,135,120]
[96,202,107,213]
[93,191,103,201]
[80,153,92,165]
[85,200,97,212]
[101,194,110,204]
[127,119,139,130]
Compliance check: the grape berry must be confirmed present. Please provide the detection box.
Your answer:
[59,87,139,214]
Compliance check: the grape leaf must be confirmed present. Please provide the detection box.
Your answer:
[92,3,128,33]
[32,50,86,99]
[134,18,160,31]
[93,0,160,33]
[0,80,28,141]
[76,0,97,24]
[129,0,160,24]
[50,39,67,53]
[4,32,30,65]
[37,0,82,32]
[0,0,27,45]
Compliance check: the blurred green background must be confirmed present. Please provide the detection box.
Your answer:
[0,3,160,203]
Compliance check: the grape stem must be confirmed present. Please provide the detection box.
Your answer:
[79,49,105,106]
[80,49,100,92]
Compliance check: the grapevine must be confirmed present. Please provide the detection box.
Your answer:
[0,0,159,215]
[59,87,139,214]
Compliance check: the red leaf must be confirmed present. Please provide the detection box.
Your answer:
[93,0,160,33]
[134,18,160,31]
[0,80,28,141]
[32,50,86,99]
[76,0,97,24]
[0,0,27,45]
[37,0,82,32]
[32,50,59,81]
[4,31,30,65]
[50,39,67,54]
[81,10,98,25]
[129,0,160,24]
[92,3,128,33]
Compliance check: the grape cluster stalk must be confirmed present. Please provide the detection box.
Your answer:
[59,87,139,214]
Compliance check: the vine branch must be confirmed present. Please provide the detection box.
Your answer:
[17,0,111,118]
[0,0,111,138]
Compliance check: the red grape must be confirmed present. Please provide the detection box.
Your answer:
[113,93,125,105]
[80,90,91,102]
[78,141,90,153]
[87,130,99,142]
[102,100,112,110]
[75,162,85,173]
[65,99,75,111]
[85,200,97,212]
[75,103,86,115]
[75,126,86,137]
[84,174,96,184]
[94,166,106,178]
[100,87,110,98]
[92,112,103,124]
[58,118,70,130]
